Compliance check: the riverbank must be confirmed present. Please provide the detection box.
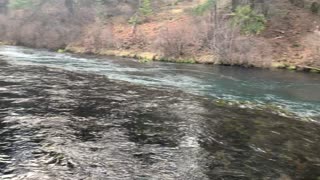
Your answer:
[1,41,319,74]
[64,44,320,74]
[0,1,319,73]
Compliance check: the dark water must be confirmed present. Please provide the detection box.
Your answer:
[0,46,319,179]
[1,46,320,119]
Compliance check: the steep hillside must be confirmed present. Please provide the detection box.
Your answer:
[262,0,320,68]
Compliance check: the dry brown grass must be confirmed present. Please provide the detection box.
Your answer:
[301,31,320,67]
[192,14,273,67]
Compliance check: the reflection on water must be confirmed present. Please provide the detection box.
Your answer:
[0,59,319,179]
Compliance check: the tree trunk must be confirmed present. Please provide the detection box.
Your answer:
[0,0,8,14]
[65,0,74,14]
[232,0,239,11]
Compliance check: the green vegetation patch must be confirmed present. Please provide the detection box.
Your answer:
[8,0,34,9]
[232,5,267,35]
[193,0,216,15]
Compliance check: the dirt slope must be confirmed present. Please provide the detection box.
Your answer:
[262,0,320,68]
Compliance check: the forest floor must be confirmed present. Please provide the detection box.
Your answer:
[261,0,320,68]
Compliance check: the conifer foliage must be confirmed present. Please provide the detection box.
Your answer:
[140,0,153,16]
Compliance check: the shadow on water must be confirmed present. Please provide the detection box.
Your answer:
[123,111,184,147]
[0,58,319,179]
[198,103,320,179]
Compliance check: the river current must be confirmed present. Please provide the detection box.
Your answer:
[0,46,319,179]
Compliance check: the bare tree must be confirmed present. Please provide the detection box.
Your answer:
[0,0,8,14]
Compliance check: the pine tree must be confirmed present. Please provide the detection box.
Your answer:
[8,0,33,9]
[194,0,216,16]
[232,5,266,34]
[194,0,218,26]
[140,0,152,16]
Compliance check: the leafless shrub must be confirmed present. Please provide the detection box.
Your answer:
[0,1,94,49]
[80,24,116,52]
[124,31,148,49]
[302,31,320,66]
[196,15,272,67]
[154,21,201,57]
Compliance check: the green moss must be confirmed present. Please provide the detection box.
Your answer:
[118,51,134,57]
[57,49,66,53]
[159,57,196,64]
[212,99,295,118]
[214,99,228,107]
[287,65,297,70]
[65,46,87,54]
[177,58,196,64]
[136,52,156,61]
[310,69,320,73]
[0,41,11,46]
[232,5,267,35]
[271,62,287,69]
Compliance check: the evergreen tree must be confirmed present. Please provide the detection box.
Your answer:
[193,0,218,26]
[194,0,216,15]
[140,0,152,16]
[8,0,33,9]
[232,5,266,34]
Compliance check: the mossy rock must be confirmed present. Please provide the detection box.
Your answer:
[214,99,228,107]
[136,52,157,61]
[154,55,164,61]
[177,58,196,64]
[118,50,134,58]
[159,57,196,64]
[139,58,152,63]
[127,53,137,58]
[0,41,17,46]
[65,46,87,54]
[301,66,320,73]
[271,62,287,69]
[99,50,120,56]
[310,69,320,73]
[0,41,12,46]
[57,49,66,53]
[287,65,297,70]
[162,57,176,62]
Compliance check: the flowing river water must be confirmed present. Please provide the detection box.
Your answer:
[0,46,319,179]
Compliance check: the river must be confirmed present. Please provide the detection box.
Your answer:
[0,46,319,179]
